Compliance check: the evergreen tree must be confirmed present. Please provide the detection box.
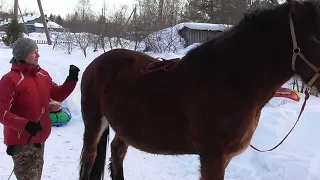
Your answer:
[181,0,253,24]
[48,13,55,21]
[55,15,64,26]
[2,19,24,47]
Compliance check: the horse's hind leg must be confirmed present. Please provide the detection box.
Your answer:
[108,135,129,180]
[199,152,230,180]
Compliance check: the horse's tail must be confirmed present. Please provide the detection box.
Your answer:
[79,126,109,180]
[79,60,110,180]
[90,125,109,180]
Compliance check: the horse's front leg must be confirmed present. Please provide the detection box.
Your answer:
[199,152,231,180]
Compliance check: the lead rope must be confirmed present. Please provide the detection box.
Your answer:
[250,88,310,152]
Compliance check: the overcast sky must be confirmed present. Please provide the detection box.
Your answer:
[7,0,136,17]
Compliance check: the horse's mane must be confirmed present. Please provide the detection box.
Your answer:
[185,2,290,58]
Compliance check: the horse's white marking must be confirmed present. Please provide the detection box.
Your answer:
[95,116,109,146]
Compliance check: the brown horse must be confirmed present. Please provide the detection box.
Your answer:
[79,0,320,179]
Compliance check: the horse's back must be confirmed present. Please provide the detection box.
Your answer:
[92,49,157,67]
[81,48,157,91]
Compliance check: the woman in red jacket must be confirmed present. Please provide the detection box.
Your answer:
[0,37,80,180]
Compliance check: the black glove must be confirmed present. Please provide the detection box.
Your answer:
[66,65,80,81]
[25,121,42,136]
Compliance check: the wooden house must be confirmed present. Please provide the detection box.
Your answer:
[176,22,232,47]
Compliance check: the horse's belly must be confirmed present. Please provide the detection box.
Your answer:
[124,135,195,155]
[109,119,196,155]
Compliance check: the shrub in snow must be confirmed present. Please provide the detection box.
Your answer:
[143,26,185,53]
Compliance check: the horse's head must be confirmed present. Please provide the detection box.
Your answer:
[288,0,320,90]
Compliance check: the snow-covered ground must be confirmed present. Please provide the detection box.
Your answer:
[1,36,320,180]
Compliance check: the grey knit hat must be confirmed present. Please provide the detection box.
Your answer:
[10,37,38,63]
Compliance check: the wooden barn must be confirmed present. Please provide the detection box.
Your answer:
[176,23,232,47]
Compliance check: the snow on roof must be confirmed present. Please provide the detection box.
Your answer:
[34,21,63,29]
[174,22,233,32]
[0,15,54,26]
[0,15,40,25]
[18,15,40,23]
[0,14,63,29]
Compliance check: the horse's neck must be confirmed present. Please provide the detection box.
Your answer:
[185,22,295,105]
[225,28,294,104]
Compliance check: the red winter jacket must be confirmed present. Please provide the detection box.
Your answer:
[0,62,77,145]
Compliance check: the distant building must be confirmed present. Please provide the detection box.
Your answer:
[142,22,233,53]
[0,14,64,34]
[176,22,232,47]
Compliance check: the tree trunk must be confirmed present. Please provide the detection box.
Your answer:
[158,0,164,28]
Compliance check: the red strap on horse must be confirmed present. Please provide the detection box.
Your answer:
[250,88,310,152]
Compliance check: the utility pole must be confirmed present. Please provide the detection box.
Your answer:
[37,0,52,45]
[13,0,18,20]
[18,5,29,35]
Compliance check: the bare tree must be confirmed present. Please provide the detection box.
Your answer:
[97,0,108,52]
[74,32,92,57]
[144,26,184,53]
[290,75,300,91]
[135,0,160,32]
[56,31,76,55]
[311,87,319,97]
[99,35,107,52]
[88,0,109,52]
[75,0,93,21]
[91,34,99,52]
[127,6,146,51]
[104,4,131,48]
[0,0,13,20]
[63,0,96,33]
[158,0,164,28]
[50,31,63,50]
[163,0,183,26]
[289,75,319,97]
[0,0,6,12]
[300,79,306,93]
